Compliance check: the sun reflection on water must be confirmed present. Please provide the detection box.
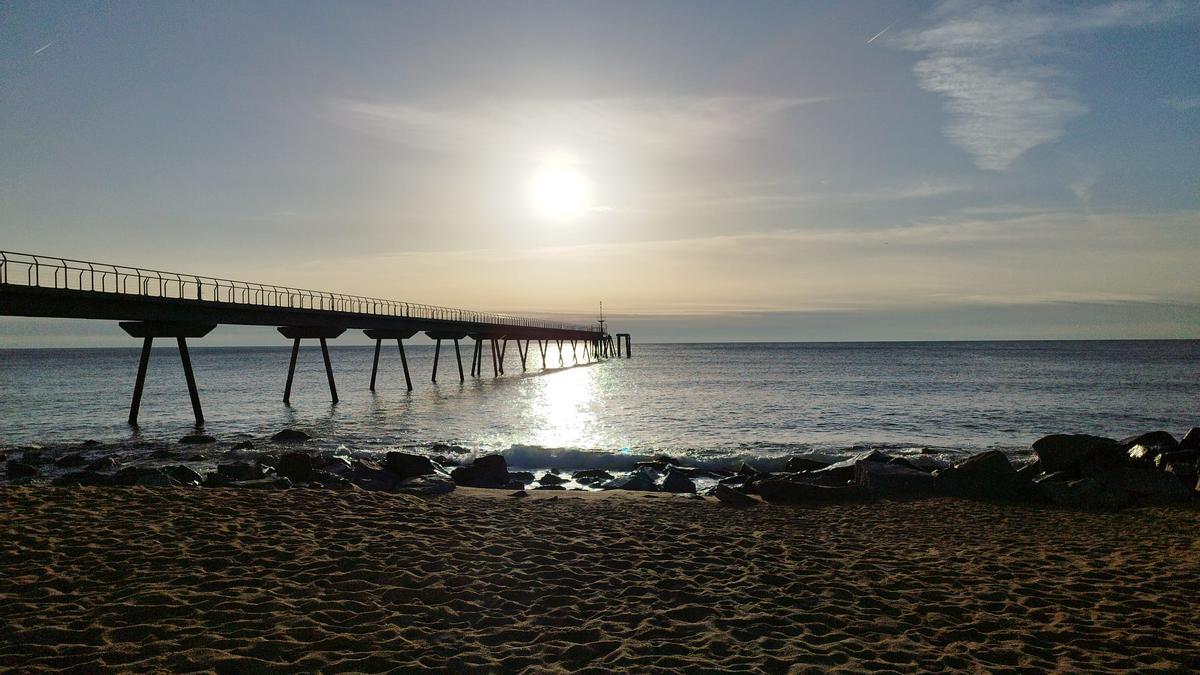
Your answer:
[526,363,602,450]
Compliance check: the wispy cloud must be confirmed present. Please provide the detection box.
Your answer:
[328,96,829,158]
[897,1,1190,171]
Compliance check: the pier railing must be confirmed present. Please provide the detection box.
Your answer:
[0,250,594,332]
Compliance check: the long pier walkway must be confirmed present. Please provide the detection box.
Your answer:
[0,251,628,426]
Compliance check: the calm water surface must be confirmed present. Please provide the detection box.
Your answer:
[1,341,1197,468]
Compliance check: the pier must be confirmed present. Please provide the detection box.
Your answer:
[0,251,630,426]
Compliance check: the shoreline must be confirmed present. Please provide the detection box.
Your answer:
[3,487,1198,671]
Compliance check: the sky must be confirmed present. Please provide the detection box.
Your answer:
[1,0,1198,346]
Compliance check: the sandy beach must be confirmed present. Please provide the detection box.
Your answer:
[2,487,1197,673]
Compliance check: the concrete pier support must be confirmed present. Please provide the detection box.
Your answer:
[425,330,469,384]
[120,321,216,427]
[364,329,418,391]
[278,326,346,404]
[616,333,631,357]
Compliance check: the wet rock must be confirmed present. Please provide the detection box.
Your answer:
[661,468,696,494]
[534,484,566,491]
[80,440,101,448]
[321,456,354,475]
[537,472,568,486]
[54,454,87,468]
[136,470,176,487]
[855,461,938,498]
[1082,464,1191,504]
[180,434,216,445]
[86,456,120,472]
[275,452,314,482]
[429,442,470,455]
[232,440,255,451]
[509,490,529,498]
[202,472,236,488]
[271,429,310,443]
[186,454,207,462]
[1033,470,1076,483]
[572,469,614,483]
[310,470,355,490]
[1031,434,1120,472]
[1016,459,1042,481]
[1162,462,1198,491]
[256,454,279,469]
[714,484,758,507]
[935,450,1031,501]
[601,469,658,492]
[162,465,204,486]
[450,454,509,488]
[6,461,38,479]
[814,450,891,482]
[1039,477,1126,511]
[384,452,436,480]
[216,462,264,481]
[1122,431,1178,464]
[393,475,456,496]
[786,456,832,472]
[350,459,393,485]
[758,478,866,503]
[52,471,114,487]
[1179,427,1200,452]
[230,477,293,490]
[150,448,176,459]
[508,471,536,482]
[113,466,161,486]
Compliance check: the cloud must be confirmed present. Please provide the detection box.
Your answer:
[897,1,1189,171]
[328,96,829,158]
[1166,95,1200,110]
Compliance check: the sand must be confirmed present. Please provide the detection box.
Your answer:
[2,487,1198,673]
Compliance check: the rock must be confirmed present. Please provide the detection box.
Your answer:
[1033,470,1075,483]
[232,440,255,450]
[384,452,436,480]
[534,484,566,490]
[1162,462,1198,491]
[275,452,314,482]
[256,454,279,469]
[429,442,470,455]
[714,484,758,507]
[508,471,536,482]
[150,448,176,459]
[786,456,832,472]
[321,456,354,475]
[1015,459,1042,481]
[935,450,1031,501]
[509,490,528,498]
[216,462,263,481]
[814,450,891,482]
[180,434,216,444]
[80,440,101,447]
[271,429,311,443]
[186,454,207,462]
[310,470,355,490]
[1039,478,1126,511]
[54,454,86,468]
[1179,427,1200,452]
[601,469,658,492]
[758,478,866,503]
[162,465,204,486]
[113,466,164,486]
[1031,434,1120,472]
[450,454,509,488]
[572,469,614,483]
[349,459,395,490]
[135,470,176,487]
[1122,431,1178,464]
[393,475,456,496]
[855,461,938,498]
[538,472,568,486]
[1082,464,1192,504]
[52,471,114,487]
[202,472,236,488]
[230,477,293,490]
[86,456,120,472]
[661,468,696,494]
[6,461,39,479]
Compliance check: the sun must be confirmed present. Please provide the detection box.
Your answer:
[529,159,591,222]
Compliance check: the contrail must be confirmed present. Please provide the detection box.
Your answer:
[866,20,897,44]
[33,41,56,55]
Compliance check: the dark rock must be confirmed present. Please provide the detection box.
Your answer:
[1015,460,1042,480]
[785,456,832,472]
[509,471,536,482]
[1179,427,1200,452]
[935,450,1031,501]
[135,470,176,487]
[758,478,867,503]
[202,472,236,488]
[429,442,470,455]
[450,454,509,488]
[180,434,216,444]
[275,452,314,482]
[714,484,758,507]
[216,462,263,481]
[230,477,293,490]
[310,470,355,490]
[256,454,279,469]
[86,456,120,472]
[1082,464,1191,504]
[52,471,114,487]
[534,484,566,491]
[1162,462,1198,491]
[538,472,568,486]
[80,440,101,447]
[737,462,762,477]
[1039,477,1126,511]
[20,449,47,465]
[855,461,938,498]
[321,456,354,475]
[349,459,394,489]
[572,469,614,483]
[113,466,162,486]
[271,429,310,443]
[1031,434,1120,472]
[150,448,176,459]
[1157,449,1200,468]
[232,440,255,451]
[6,461,38,479]
[1033,471,1076,483]
[509,490,529,498]
[814,450,891,482]
[393,475,456,496]
[162,465,204,486]
[661,468,696,494]
[1122,431,1178,464]
[384,452,436,479]
[601,469,658,492]
[186,454,207,462]
[54,454,86,468]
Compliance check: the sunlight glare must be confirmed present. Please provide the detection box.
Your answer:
[529,158,591,222]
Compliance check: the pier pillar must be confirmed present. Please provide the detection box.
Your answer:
[363,329,417,392]
[423,331,468,384]
[519,339,529,372]
[454,339,464,382]
[278,326,346,404]
[490,339,499,376]
[499,338,507,375]
[120,321,216,427]
[369,338,382,391]
[557,340,564,366]
[432,339,441,383]
[539,340,547,368]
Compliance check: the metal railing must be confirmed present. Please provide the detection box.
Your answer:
[0,251,598,333]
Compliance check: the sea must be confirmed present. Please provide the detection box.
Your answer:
[2,341,1198,477]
